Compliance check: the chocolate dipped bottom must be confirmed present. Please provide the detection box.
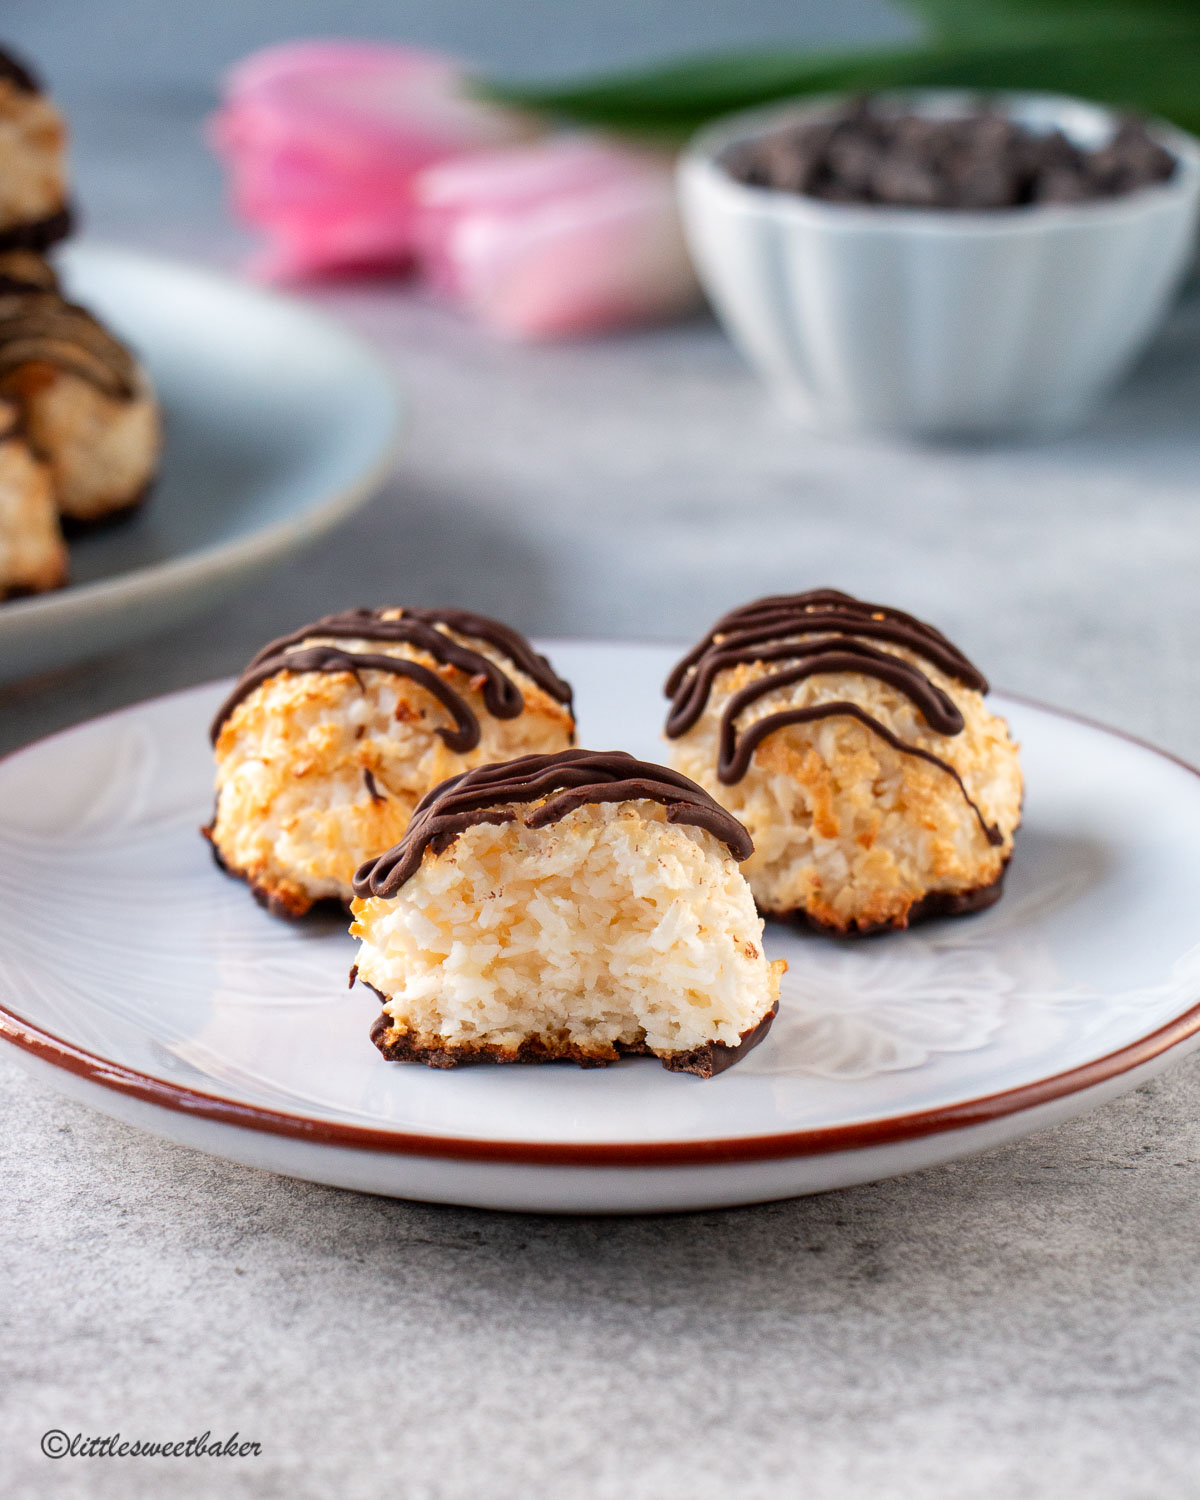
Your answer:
[365,1000,778,1078]
[0,209,72,256]
[665,589,1022,933]
[352,750,780,1078]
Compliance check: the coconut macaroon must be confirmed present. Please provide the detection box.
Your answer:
[206,607,576,918]
[0,396,66,597]
[664,589,1023,934]
[0,279,160,525]
[0,50,71,254]
[352,750,783,1077]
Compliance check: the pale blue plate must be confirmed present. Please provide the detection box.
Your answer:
[0,243,401,683]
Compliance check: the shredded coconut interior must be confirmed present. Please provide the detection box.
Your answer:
[353,800,782,1057]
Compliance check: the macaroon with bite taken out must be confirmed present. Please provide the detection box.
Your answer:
[351,749,784,1077]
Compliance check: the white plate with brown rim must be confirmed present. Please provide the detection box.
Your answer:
[3,641,1200,1214]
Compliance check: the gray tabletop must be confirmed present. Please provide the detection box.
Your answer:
[5,4,1200,1498]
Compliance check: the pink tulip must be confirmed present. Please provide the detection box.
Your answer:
[412,136,701,337]
[210,41,533,278]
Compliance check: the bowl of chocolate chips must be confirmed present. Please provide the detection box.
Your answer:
[678,92,1200,437]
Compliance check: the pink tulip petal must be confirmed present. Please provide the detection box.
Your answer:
[210,41,533,277]
[412,138,701,337]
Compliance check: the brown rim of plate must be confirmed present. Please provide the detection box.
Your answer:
[1,687,1199,1169]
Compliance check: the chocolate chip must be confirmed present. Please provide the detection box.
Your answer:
[723,100,1177,210]
[1034,166,1096,204]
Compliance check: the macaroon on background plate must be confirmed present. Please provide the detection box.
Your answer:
[0,242,401,684]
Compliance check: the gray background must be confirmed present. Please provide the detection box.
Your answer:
[4,3,1200,1497]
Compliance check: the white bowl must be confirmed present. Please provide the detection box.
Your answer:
[678,92,1200,437]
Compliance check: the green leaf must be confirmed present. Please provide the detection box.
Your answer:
[897,0,1200,41]
[481,30,1200,138]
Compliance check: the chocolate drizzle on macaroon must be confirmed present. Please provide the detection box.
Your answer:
[209,607,574,748]
[665,589,1002,845]
[0,285,138,398]
[354,749,755,900]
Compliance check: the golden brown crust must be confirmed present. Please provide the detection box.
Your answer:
[0,414,67,595]
[669,639,1023,932]
[5,361,160,522]
[761,858,1010,936]
[0,76,70,243]
[0,566,66,600]
[0,571,64,600]
[202,822,349,921]
[367,1000,779,1078]
[208,642,576,917]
